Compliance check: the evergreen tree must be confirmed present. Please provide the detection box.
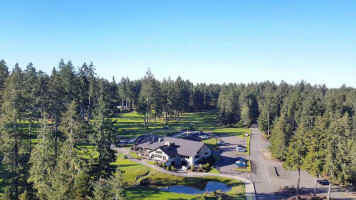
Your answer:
[303,115,328,198]
[90,95,117,177]
[47,68,65,157]
[269,117,288,160]
[92,179,110,200]
[283,131,306,198]
[0,64,28,199]
[28,119,55,200]
[0,59,9,95]
[108,167,126,200]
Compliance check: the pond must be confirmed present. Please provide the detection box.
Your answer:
[160,181,232,195]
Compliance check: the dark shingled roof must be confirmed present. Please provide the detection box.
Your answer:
[136,137,206,157]
[157,145,178,157]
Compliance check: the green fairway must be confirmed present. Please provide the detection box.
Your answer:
[111,111,251,140]
[112,112,167,137]
[155,111,250,136]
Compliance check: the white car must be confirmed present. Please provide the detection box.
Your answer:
[236,145,247,152]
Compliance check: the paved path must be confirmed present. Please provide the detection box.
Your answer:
[115,148,256,200]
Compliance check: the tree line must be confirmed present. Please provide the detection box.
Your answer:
[0,59,221,199]
[0,59,355,199]
[216,80,356,198]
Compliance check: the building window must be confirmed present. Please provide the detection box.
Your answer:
[195,155,199,159]
[180,155,189,159]
[163,156,166,160]
[156,150,162,154]
[205,151,209,155]
[155,154,162,158]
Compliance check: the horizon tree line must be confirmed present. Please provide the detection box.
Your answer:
[0,59,355,199]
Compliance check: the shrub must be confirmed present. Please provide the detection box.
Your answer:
[171,166,175,171]
[204,163,210,170]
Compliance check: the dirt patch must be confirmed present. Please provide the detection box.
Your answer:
[262,150,274,160]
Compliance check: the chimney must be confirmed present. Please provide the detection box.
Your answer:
[165,141,171,146]
[158,138,163,142]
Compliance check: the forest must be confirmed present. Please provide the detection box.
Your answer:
[0,59,355,199]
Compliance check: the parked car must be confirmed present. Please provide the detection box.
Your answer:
[217,140,225,145]
[236,145,247,152]
[235,160,248,167]
[236,157,247,163]
[198,134,211,140]
[317,179,329,185]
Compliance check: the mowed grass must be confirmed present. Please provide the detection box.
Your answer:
[126,187,199,200]
[111,154,151,183]
[212,128,251,137]
[155,111,251,137]
[112,111,251,139]
[112,112,167,137]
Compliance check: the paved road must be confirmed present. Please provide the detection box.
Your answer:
[248,125,352,199]
[214,124,354,199]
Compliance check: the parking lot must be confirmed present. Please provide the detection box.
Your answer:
[214,136,249,175]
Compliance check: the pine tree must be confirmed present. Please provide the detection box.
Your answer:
[58,59,77,103]
[28,119,55,200]
[90,94,117,177]
[108,167,126,200]
[23,63,39,152]
[0,59,9,95]
[303,115,328,198]
[138,69,161,127]
[92,178,110,200]
[283,131,306,198]
[46,68,65,157]
[0,64,28,199]
[269,117,287,160]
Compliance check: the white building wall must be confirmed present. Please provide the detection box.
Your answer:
[148,149,170,162]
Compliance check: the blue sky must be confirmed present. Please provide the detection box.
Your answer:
[0,0,355,88]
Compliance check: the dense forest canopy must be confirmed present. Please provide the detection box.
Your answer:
[0,59,355,199]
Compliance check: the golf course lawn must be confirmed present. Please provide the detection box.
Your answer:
[112,111,251,138]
